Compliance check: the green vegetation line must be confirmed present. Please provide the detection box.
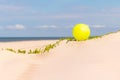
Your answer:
[5,35,102,54]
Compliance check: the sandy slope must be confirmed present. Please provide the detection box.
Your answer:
[0,32,120,80]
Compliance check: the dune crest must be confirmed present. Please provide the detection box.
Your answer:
[0,32,120,80]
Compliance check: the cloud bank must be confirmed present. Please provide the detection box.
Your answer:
[5,24,25,30]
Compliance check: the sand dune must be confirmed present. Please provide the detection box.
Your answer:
[0,32,120,80]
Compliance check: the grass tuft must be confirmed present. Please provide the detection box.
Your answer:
[32,48,41,54]
[18,49,26,54]
[6,48,16,53]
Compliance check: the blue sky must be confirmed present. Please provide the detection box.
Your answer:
[0,0,120,37]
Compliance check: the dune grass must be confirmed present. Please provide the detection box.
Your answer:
[18,49,26,54]
[5,31,118,54]
[5,36,102,54]
[6,40,63,54]
[5,36,103,54]
[6,48,16,53]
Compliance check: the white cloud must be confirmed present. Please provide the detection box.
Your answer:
[36,25,58,29]
[6,24,25,30]
[90,25,106,28]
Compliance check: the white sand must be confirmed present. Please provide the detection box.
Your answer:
[0,32,120,80]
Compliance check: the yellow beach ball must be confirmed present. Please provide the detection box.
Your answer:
[72,24,91,41]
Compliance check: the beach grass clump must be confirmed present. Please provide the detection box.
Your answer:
[27,40,63,54]
[28,48,41,54]
[18,49,26,54]
[43,40,63,53]
[89,36,102,40]
[28,49,32,54]
[43,44,55,53]
[6,48,16,53]
[5,39,68,54]
[61,36,102,42]
[66,37,76,43]
[59,37,76,43]
[32,48,41,54]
